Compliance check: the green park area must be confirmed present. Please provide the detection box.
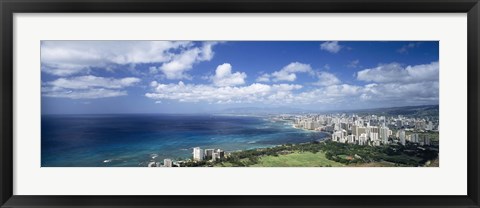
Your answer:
[250,151,345,167]
[196,139,439,168]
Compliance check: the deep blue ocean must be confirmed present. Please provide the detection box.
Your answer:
[41,114,328,167]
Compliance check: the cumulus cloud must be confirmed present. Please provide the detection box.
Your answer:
[357,62,438,83]
[320,41,342,53]
[159,42,217,79]
[145,79,366,106]
[256,74,271,82]
[354,61,439,106]
[360,82,439,104]
[47,76,140,89]
[314,71,341,86]
[210,63,247,87]
[145,77,437,107]
[270,62,313,82]
[143,60,438,107]
[254,62,312,82]
[41,41,217,78]
[292,84,361,104]
[146,81,303,104]
[42,75,140,99]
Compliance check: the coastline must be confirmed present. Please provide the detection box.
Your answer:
[287,121,332,136]
[169,118,332,165]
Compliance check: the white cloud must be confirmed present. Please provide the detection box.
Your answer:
[42,75,140,99]
[146,79,372,106]
[146,81,303,104]
[159,42,217,79]
[145,79,437,107]
[42,88,128,99]
[47,75,140,89]
[354,61,439,106]
[144,60,439,107]
[360,81,439,103]
[41,41,217,78]
[256,74,271,82]
[347,59,360,68]
[320,41,342,53]
[357,62,438,83]
[210,63,247,87]
[314,71,341,86]
[270,62,313,82]
[294,84,361,104]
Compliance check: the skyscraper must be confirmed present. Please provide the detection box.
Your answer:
[411,133,419,143]
[204,149,214,160]
[359,133,368,145]
[193,147,204,161]
[399,130,406,145]
[353,125,366,139]
[380,126,390,144]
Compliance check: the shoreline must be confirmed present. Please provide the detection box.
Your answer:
[149,119,332,166]
[267,117,328,134]
[170,136,331,166]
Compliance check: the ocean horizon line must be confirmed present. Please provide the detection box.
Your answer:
[41,104,439,116]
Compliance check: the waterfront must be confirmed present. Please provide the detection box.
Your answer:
[41,114,328,167]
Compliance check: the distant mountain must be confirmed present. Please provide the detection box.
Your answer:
[336,105,439,117]
[220,105,439,117]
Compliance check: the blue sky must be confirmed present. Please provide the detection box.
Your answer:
[41,41,439,114]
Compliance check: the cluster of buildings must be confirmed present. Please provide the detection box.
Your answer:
[193,147,226,162]
[281,113,438,147]
[331,125,391,146]
[147,158,174,167]
[146,147,227,167]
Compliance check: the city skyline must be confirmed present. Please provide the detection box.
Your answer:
[41,41,439,114]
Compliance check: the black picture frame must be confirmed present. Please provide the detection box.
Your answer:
[1,0,479,207]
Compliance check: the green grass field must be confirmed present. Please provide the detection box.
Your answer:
[250,151,345,167]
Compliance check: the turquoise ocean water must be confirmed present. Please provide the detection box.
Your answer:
[41,114,328,167]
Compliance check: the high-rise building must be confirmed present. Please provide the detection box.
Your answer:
[359,133,368,145]
[369,132,379,142]
[346,135,356,144]
[193,147,204,161]
[332,130,344,142]
[340,122,349,131]
[424,137,431,146]
[307,121,315,130]
[218,149,225,158]
[369,126,379,133]
[353,125,366,139]
[379,126,390,144]
[212,152,219,161]
[426,121,434,131]
[399,130,406,145]
[212,149,225,161]
[411,133,419,143]
[204,149,214,160]
[163,159,173,167]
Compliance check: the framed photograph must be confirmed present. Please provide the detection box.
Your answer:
[1,0,479,207]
